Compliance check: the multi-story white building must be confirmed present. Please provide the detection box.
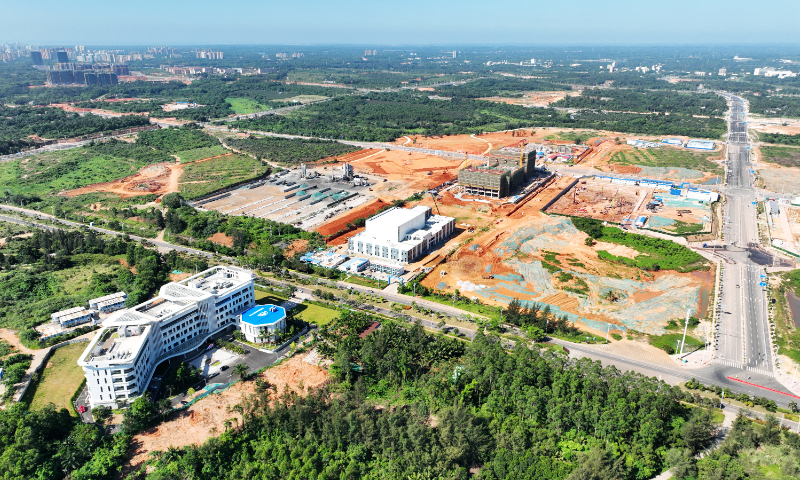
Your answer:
[347,206,455,272]
[78,266,255,408]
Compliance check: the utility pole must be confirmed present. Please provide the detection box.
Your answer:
[606,323,610,341]
[679,309,692,356]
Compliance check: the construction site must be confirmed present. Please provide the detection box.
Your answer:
[544,176,714,234]
[457,150,537,198]
[197,162,381,230]
[379,171,717,337]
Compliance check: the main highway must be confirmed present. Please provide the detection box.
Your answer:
[713,94,774,378]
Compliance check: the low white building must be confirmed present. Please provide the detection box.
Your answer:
[239,305,286,343]
[78,266,255,409]
[51,306,93,328]
[89,292,127,314]
[347,206,455,268]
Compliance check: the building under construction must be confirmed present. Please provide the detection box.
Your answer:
[458,150,536,198]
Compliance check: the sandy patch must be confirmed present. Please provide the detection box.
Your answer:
[128,353,328,468]
[207,232,234,247]
[284,239,309,258]
[0,328,36,354]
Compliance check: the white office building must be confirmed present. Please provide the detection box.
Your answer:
[347,206,455,271]
[78,266,255,408]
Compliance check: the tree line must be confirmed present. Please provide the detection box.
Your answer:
[225,135,359,164]
[0,105,151,155]
[140,312,719,479]
[554,88,727,117]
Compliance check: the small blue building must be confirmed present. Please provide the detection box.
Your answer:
[239,304,286,343]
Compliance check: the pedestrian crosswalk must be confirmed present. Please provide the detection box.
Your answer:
[714,359,745,369]
[746,366,774,377]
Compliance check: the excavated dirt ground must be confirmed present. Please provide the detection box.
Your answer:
[416,194,713,335]
[63,162,182,199]
[478,90,582,107]
[347,150,459,200]
[315,198,388,237]
[127,353,328,469]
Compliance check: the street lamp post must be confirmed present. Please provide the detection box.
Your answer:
[679,309,692,356]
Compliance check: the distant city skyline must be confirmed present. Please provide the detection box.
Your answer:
[2,0,799,45]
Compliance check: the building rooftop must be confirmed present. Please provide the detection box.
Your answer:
[89,292,126,304]
[83,324,151,364]
[136,297,194,319]
[52,306,89,319]
[241,305,286,326]
[368,205,429,227]
[177,266,253,297]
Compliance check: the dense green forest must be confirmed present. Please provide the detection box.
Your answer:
[0,403,130,480]
[73,99,166,113]
[554,89,727,117]
[140,313,717,479]
[0,105,151,155]
[758,132,800,146]
[137,124,221,153]
[745,94,800,118]
[675,413,800,479]
[224,135,359,164]
[231,92,726,142]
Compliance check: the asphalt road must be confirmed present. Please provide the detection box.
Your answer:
[714,94,775,378]
[0,204,213,258]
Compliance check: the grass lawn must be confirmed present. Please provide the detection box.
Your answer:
[610,148,723,175]
[344,275,389,290]
[760,145,800,168]
[649,332,704,354]
[176,145,229,163]
[0,148,169,195]
[292,303,340,326]
[254,290,288,305]
[28,342,87,414]
[52,258,121,295]
[226,97,269,114]
[178,154,265,199]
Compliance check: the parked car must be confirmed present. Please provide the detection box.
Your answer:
[208,372,219,380]
[180,400,189,405]
[77,405,86,413]
[220,365,229,371]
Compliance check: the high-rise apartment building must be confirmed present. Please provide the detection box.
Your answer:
[30,51,43,65]
[56,51,69,63]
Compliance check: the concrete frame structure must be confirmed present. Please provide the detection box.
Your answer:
[348,206,455,268]
[78,266,255,408]
[458,151,536,198]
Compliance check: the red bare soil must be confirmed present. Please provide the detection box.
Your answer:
[315,198,388,236]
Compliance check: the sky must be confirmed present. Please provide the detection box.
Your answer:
[2,0,799,46]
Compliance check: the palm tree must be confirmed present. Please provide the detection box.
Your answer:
[60,448,80,475]
[233,363,249,381]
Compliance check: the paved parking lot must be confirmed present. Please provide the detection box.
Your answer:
[165,336,284,408]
